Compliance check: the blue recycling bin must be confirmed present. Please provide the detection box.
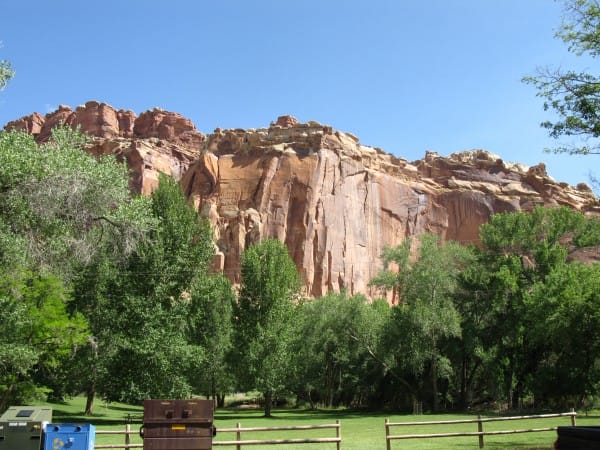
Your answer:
[43,424,95,450]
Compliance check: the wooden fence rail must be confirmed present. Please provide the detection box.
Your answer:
[214,421,341,449]
[385,410,577,449]
[93,421,341,449]
[95,424,142,448]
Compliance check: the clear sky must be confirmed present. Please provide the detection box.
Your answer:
[1,0,599,186]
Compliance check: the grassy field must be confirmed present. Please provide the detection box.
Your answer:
[38,396,599,449]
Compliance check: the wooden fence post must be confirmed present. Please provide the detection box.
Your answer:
[385,418,391,450]
[236,422,242,450]
[477,415,484,448]
[336,419,341,450]
[125,423,131,448]
[571,408,576,426]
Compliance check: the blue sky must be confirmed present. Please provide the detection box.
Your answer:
[1,0,598,186]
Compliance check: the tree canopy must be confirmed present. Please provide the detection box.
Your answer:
[0,127,151,277]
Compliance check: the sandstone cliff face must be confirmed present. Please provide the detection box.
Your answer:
[5,104,598,298]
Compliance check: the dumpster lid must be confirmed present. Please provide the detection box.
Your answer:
[0,406,52,422]
[143,399,214,423]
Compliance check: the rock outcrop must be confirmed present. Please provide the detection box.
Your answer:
[5,101,204,194]
[5,103,598,298]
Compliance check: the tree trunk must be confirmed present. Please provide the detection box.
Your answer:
[432,356,439,413]
[0,383,14,412]
[217,394,225,408]
[308,390,316,410]
[264,391,273,417]
[460,349,468,409]
[84,383,95,416]
[505,357,516,410]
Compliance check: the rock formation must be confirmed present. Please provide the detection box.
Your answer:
[5,103,598,298]
[5,101,204,194]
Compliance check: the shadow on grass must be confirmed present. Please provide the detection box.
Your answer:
[105,404,143,412]
[51,415,133,425]
[51,407,143,425]
[216,407,414,422]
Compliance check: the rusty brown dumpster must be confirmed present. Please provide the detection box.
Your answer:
[141,400,215,450]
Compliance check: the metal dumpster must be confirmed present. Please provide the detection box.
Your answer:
[0,406,52,450]
[141,399,215,450]
[44,423,95,450]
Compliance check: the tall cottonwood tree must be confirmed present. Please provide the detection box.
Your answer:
[72,174,215,412]
[233,238,301,417]
[187,274,235,407]
[370,234,473,412]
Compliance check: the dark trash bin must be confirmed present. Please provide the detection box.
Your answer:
[555,426,600,449]
[43,423,95,450]
[141,399,215,450]
[0,406,52,450]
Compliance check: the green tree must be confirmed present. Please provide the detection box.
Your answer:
[293,292,389,408]
[0,127,150,277]
[452,256,505,408]
[234,238,301,417]
[370,233,473,412]
[471,206,600,408]
[71,174,215,412]
[524,0,600,154]
[187,274,235,407]
[527,262,600,408]
[0,270,87,410]
[0,126,151,412]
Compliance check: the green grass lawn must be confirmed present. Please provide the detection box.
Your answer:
[36,397,599,449]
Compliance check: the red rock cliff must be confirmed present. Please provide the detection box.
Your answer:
[5,104,598,298]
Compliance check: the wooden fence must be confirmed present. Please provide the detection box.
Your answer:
[95,424,141,449]
[214,421,341,449]
[94,421,342,449]
[385,410,577,449]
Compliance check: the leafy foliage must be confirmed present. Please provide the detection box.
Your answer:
[526,262,600,407]
[0,127,151,276]
[187,274,235,404]
[523,0,600,154]
[71,174,216,408]
[0,59,13,91]
[234,238,301,416]
[0,270,87,409]
[465,206,600,409]
[371,234,473,411]
[293,292,390,408]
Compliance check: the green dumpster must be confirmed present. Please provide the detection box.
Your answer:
[0,406,52,450]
